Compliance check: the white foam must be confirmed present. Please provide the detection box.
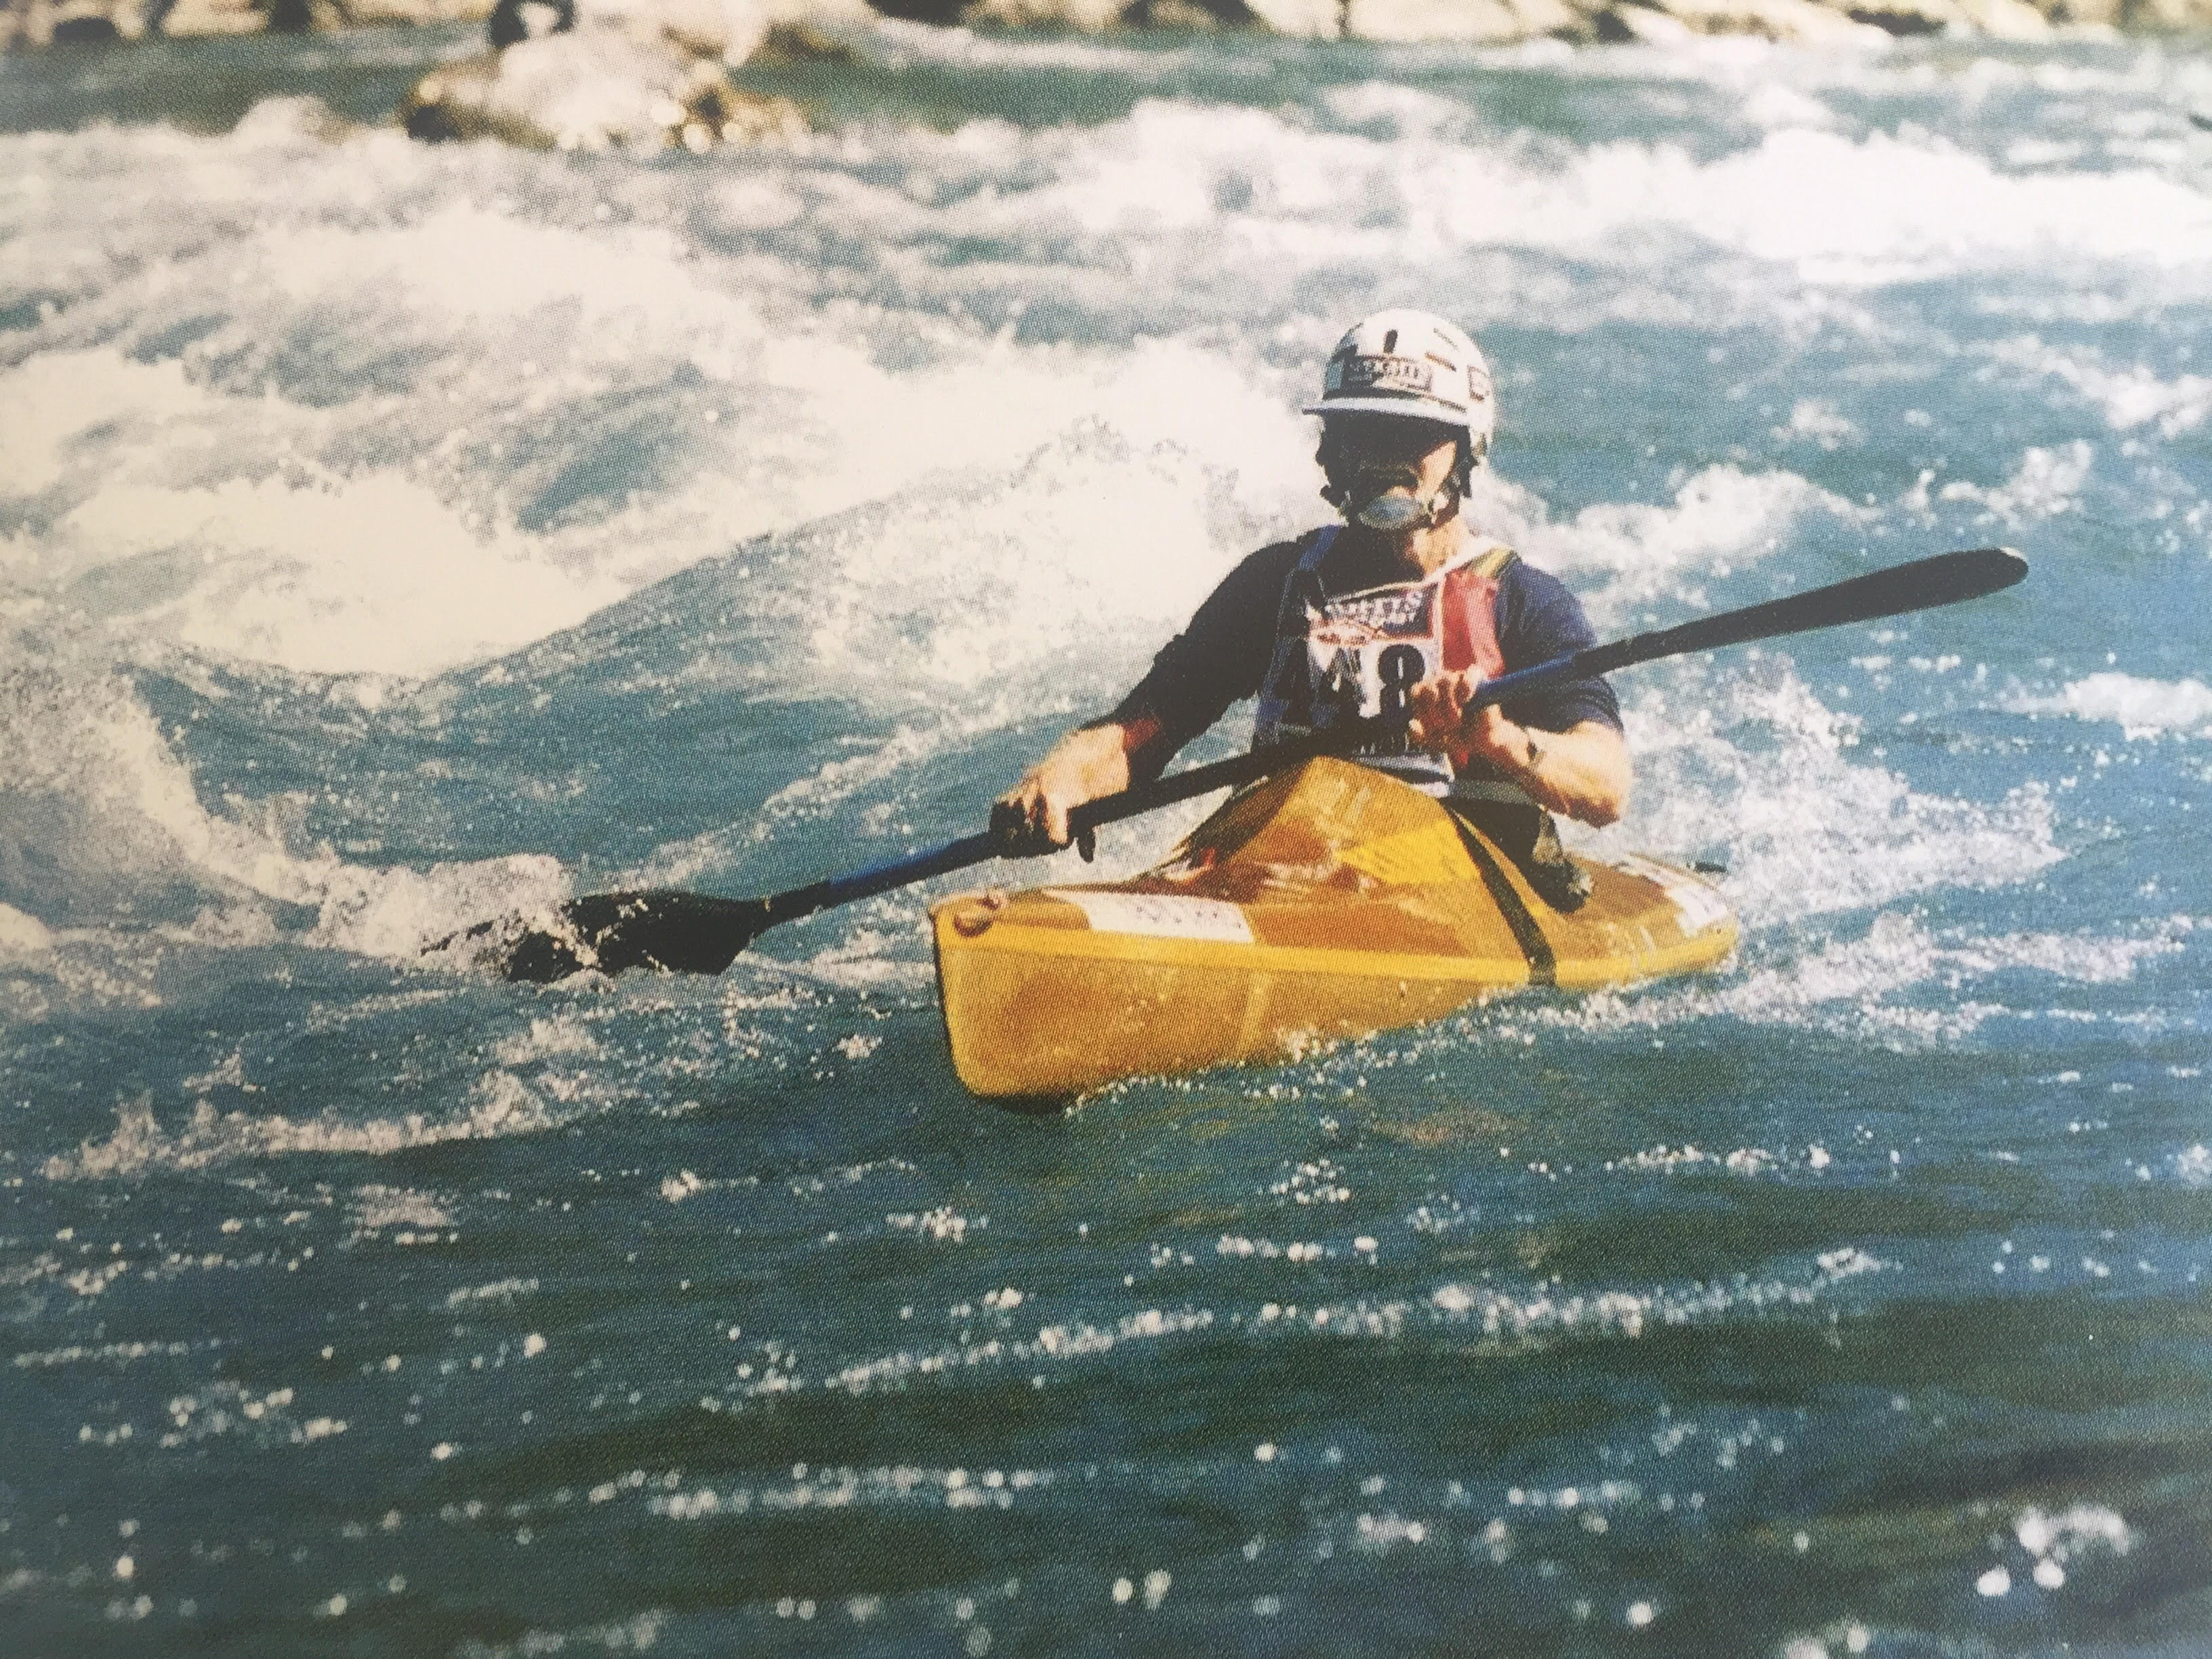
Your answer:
[867,14,1202,77]
[771,402,1294,714]
[7,117,1325,684]
[1669,129,2212,284]
[1,333,1296,690]
[1985,336,2212,437]
[1586,663,2063,928]
[2013,672,2212,737]
[9,70,2178,976]
[0,617,573,960]
[352,1185,457,1233]
[491,1015,603,1065]
[8,88,2198,703]
[0,902,54,961]
[1774,398,1857,449]
[58,471,629,679]
[1500,908,2177,1048]
[1738,81,1836,132]
[1930,441,2095,525]
[970,102,2212,293]
[43,1073,567,1181]
[0,350,627,676]
[1487,465,1859,627]
[2013,1502,2132,1561]
[0,350,209,499]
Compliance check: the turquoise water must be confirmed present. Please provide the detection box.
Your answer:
[7,22,2212,1655]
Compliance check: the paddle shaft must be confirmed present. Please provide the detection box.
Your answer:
[663,546,2028,939]
[724,716,1406,937]
[491,545,2025,973]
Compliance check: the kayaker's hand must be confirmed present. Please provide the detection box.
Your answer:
[1411,674,1633,827]
[1406,670,1479,768]
[994,722,1135,853]
[994,771,1077,854]
[1409,672,1539,777]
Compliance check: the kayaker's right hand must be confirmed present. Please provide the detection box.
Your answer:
[1405,670,1477,766]
[994,722,1136,853]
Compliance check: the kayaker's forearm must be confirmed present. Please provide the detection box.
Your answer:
[1509,722,1629,827]
[995,718,1152,846]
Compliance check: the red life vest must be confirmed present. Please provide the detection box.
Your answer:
[1252,526,1519,792]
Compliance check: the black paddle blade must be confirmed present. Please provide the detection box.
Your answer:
[459,889,772,983]
[1592,546,2028,676]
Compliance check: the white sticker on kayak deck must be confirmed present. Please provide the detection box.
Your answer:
[1615,855,1731,935]
[1044,891,1254,944]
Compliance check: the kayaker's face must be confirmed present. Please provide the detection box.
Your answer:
[1318,415,1464,571]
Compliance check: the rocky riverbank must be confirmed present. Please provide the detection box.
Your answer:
[10,0,2212,50]
[8,0,2210,159]
[5,0,488,48]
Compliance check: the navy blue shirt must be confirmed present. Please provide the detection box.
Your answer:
[1109,531,1620,783]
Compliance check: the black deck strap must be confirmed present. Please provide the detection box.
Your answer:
[1447,809,1557,987]
[1447,777,1542,808]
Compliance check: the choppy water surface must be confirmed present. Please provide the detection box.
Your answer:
[7,23,2212,1656]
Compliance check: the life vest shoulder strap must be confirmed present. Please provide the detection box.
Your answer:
[1464,540,1518,582]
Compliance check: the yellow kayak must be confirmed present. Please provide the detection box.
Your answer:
[930,757,1736,1101]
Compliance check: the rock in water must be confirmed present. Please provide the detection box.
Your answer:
[131,0,489,33]
[1343,0,1579,40]
[0,0,154,45]
[402,0,816,150]
[403,31,802,148]
[1839,0,2052,34]
[1593,0,1889,40]
[488,0,576,45]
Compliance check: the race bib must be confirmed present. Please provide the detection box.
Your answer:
[1299,583,1440,731]
[1251,533,1515,786]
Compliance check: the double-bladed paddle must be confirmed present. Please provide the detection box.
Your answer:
[441,544,2026,983]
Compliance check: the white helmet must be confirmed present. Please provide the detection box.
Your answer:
[1303,308,1496,464]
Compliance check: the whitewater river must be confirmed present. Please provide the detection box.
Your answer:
[7,21,2212,1655]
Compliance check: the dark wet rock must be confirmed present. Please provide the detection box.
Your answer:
[962,0,1254,24]
[1841,0,2051,34]
[121,0,492,37]
[1346,0,1578,39]
[488,0,574,44]
[49,9,121,37]
[1580,0,1885,40]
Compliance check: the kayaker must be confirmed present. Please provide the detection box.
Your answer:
[995,308,1629,910]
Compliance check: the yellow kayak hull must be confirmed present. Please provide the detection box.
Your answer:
[930,757,1736,1100]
